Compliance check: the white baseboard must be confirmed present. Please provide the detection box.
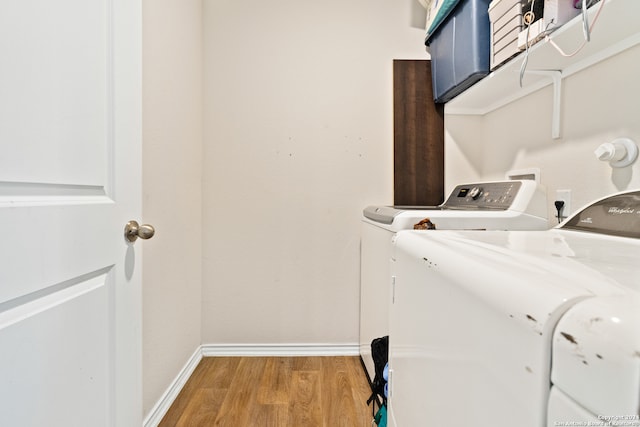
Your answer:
[201,343,359,357]
[142,343,359,427]
[143,347,203,427]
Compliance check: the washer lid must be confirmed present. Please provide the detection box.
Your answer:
[551,295,640,417]
[363,205,439,224]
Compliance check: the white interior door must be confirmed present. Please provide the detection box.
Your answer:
[0,1,143,426]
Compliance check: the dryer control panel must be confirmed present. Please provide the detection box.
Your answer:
[562,191,640,238]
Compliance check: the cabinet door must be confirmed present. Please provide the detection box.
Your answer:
[393,60,444,206]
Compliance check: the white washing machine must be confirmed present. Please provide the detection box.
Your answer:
[388,190,640,427]
[359,179,549,383]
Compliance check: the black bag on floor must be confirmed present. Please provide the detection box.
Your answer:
[367,335,388,407]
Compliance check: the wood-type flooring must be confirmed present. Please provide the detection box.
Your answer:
[158,356,375,427]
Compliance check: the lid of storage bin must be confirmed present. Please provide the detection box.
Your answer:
[425,0,461,41]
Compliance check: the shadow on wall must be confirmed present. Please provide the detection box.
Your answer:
[445,114,485,180]
[611,166,634,190]
[410,0,428,29]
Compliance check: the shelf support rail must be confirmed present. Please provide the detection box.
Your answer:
[524,70,563,139]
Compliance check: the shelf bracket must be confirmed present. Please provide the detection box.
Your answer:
[525,70,563,139]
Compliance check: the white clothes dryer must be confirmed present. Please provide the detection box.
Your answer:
[388,190,640,427]
[359,180,548,384]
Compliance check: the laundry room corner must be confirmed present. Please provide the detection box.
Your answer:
[200,0,428,349]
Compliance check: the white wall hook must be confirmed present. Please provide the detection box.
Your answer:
[594,138,638,168]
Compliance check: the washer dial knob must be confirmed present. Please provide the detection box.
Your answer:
[468,186,483,200]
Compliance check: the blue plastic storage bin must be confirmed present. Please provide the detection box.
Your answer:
[426,0,491,103]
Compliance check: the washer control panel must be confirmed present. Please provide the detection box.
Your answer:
[443,181,522,210]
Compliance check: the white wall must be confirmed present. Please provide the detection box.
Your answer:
[201,1,428,345]
[142,0,203,418]
[445,43,640,224]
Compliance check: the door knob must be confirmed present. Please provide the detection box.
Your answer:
[124,220,155,243]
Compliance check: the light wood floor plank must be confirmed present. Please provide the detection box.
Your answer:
[292,355,322,371]
[175,388,224,427]
[288,370,322,427]
[158,359,218,426]
[348,356,375,413]
[258,357,292,405]
[320,357,369,427]
[248,401,289,426]
[213,357,267,426]
[158,356,373,427]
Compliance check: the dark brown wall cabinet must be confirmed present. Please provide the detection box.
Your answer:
[393,60,444,206]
